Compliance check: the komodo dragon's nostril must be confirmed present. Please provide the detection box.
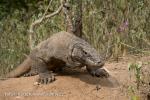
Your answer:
[97,61,101,64]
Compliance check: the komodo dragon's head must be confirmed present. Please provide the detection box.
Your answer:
[71,43,105,68]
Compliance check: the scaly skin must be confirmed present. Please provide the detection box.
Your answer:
[5,31,109,84]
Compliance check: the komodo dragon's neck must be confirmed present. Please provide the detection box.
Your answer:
[65,41,84,68]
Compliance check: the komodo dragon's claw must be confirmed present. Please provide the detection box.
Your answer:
[37,71,56,84]
[24,71,38,77]
[94,68,110,78]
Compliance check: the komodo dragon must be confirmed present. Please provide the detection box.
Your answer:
[5,31,109,84]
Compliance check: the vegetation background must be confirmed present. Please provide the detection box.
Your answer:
[0,0,150,76]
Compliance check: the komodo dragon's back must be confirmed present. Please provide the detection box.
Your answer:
[5,31,76,78]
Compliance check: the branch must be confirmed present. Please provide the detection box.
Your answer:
[28,0,63,49]
[73,0,83,37]
[29,0,53,34]
[62,0,74,33]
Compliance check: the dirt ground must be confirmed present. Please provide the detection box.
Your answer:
[0,56,149,100]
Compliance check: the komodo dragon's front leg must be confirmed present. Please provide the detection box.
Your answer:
[24,58,55,84]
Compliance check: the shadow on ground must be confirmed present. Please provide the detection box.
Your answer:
[58,69,120,88]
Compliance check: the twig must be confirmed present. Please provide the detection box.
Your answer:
[45,5,63,19]
[120,42,150,54]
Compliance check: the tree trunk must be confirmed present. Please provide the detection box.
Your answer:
[62,0,83,38]
[62,0,74,33]
[73,0,83,37]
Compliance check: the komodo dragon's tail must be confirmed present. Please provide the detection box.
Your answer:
[4,57,32,79]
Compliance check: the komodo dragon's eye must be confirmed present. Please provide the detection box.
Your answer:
[83,51,91,57]
[83,51,88,55]
[84,51,87,54]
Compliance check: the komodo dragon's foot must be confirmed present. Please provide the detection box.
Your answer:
[91,68,110,78]
[37,71,55,84]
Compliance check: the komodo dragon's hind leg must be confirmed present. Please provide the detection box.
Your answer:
[24,59,56,84]
[24,64,39,77]
[23,60,40,77]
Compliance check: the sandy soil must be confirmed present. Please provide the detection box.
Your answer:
[0,56,149,100]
